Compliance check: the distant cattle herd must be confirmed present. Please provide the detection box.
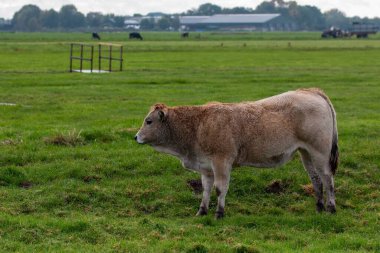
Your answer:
[129,32,143,40]
[92,32,144,41]
[92,32,101,40]
[91,32,191,41]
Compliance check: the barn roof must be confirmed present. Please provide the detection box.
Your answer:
[124,19,140,25]
[180,14,280,25]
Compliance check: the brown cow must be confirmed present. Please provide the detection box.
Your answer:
[135,88,338,218]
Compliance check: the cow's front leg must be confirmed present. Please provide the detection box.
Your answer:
[196,172,214,216]
[212,158,232,219]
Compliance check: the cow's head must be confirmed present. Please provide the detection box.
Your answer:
[135,103,169,145]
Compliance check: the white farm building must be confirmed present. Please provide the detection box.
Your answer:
[179,14,281,31]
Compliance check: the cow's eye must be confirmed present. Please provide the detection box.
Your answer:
[146,119,153,125]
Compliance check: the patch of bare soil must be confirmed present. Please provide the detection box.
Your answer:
[187,179,203,194]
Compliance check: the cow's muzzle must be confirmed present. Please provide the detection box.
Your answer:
[134,133,144,144]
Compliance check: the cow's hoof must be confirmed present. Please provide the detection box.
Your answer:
[316,202,325,213]
[215,211,224,219]
[326,205,336,214]
[196,207,208,216]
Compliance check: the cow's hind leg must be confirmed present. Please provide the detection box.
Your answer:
[211,157,232,219]
[309,150,337,213]
[300,150,324,212]
[196,172,214,216]
[318,168,336,213]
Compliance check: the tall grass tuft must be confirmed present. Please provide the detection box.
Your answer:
[43,129,84,146]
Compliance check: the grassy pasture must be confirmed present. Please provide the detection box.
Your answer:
[0,32,379,252]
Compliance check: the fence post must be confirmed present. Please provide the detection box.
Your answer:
[109,45,112,72]
[90,45,94,73]
[120,46,123,71]
[70,43,123,73]
[80,44,84,72]
[99,44,101,72]
[70,43,73,72]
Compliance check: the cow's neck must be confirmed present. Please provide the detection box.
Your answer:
[159,108,200,158]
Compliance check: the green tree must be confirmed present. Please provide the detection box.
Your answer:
[112,15,126,28]
[41,9,59,29]
[12,4,42,31]
[157,16,171,30]
[170,15,180,30]
[197,3,222,15]
[140,18,155,30]
[101,14,125,28]
[288,1,299,17]
[59,5,85,29]
[324,9,349,29]
[223,7,252,14]
[254,0,326,30]
[86,12,103,28]
[155,15,180,31]
[255,1,276,13]
[295,5,325,30]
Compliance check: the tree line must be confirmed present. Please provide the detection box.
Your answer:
[5,4,125,31]
[1,0,379,31]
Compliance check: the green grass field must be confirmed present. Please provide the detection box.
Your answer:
[0,32,379,252]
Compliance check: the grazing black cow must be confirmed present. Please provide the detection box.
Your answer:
[92,32,101,40]
[181,32,189,38]
[129,32,143,40]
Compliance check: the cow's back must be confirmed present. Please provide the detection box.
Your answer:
[194,89,333,166]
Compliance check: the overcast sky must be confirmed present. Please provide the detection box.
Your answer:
[1,0,379,19]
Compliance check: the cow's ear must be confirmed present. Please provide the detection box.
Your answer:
[153,103,166,111]
[158,110,167,122]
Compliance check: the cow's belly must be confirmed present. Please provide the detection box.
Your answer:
[237,145,299,168]
[152,145,212,173]
[181,155,212,173]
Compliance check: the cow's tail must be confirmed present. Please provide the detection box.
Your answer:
[299,88,339,175]
[329,110,339,175]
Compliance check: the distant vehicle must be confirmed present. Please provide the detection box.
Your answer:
[92,32,101,40]
[350,22,378,38]
[129,32,143,40]
[321,27,349,38]
[322,23,378,39]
